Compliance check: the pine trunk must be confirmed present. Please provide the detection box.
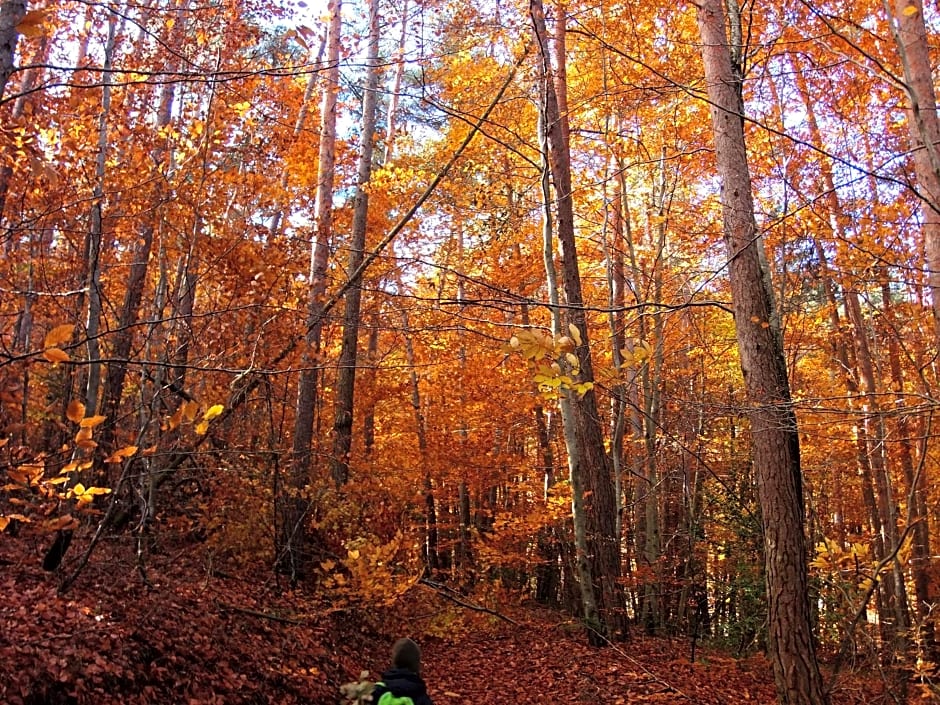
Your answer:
[695,1,826,702]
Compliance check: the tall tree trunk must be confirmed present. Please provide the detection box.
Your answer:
[81,11,118,420]
[42,8,118,574]
[888,0,940,339]
[276,0,342,580]
[791,62,913,655]
[531,0,623,641]
[695,2,826,702]
[329,0,380,486]
[538,92,599,636]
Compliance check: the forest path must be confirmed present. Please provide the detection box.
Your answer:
[421,621,775,704]
[408,608,893,705]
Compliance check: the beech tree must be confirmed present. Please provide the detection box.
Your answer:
[531,0,623,640]
[3,0,940,691]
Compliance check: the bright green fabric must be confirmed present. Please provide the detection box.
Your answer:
[374,682,414,705]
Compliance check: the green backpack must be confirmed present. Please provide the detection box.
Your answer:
[372,682,414,705]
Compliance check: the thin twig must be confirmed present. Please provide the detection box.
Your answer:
[419,578,520,626]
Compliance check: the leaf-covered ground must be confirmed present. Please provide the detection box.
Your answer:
[0,536,893,704]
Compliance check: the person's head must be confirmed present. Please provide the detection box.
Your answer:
[391,637,422,674]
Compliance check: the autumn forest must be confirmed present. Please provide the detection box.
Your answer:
[1,0,940,703]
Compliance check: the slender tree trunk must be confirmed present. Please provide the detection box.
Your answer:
[276,0,342,580]
[98,5,184,461]
[0,0,25,100]
[81,12,118,419]
[329,0,380,487]
[532,0,624,640]
[383,0,408,162]
[695,2,826,702]
[880,269,933,647]
[535,59,599,635]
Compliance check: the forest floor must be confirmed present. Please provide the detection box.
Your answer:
[0,531,913,705]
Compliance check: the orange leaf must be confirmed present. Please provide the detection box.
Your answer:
[182,400,199,423]
[79,415,107,428]
[16,9,51,38]
[66,399,86,423]
[105,445,138,463]
[44,323,75,348]
[43,348,70,363]
[45,514,78,531]
[168,407,184,431]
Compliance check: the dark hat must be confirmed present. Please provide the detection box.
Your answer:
[391,637,422,673]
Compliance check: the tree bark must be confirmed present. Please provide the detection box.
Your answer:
[888,0,940,339]
[276,0,342,580]
[330,0,380,487]
[695,1,826,702]
[532,0,624,641]
[0,0,25,100]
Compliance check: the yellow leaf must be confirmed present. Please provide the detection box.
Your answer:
[59,459,91,475]
[79,415,107,428]
[202,404,224,421]
[348,549,361,560]
[66,399,85,423]
[44,323,75,348]
[194,420,209,435]
[568,323,582,347]
[43,347,70,363]
[903,4,918,16]
[70,484,111,505]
